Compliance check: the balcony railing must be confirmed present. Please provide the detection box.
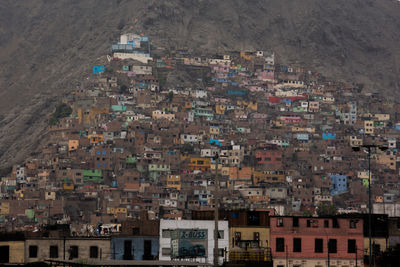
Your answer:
[229,248,272,262]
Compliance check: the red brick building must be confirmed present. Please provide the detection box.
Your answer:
[255,149,282,169]
[270,216,363,267]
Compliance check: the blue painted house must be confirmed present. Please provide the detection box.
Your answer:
[209,139,222,146]
[111,236,159,260]
[329,174,347,195]
[322,133,336,140]
[228,90,247,96]
[111,219,160,260]
[93,65,106,74]
[296,133,309,142]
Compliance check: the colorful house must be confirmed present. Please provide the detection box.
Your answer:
[68,140,79,151]
[322,133,336,140]
[166,175,181,190]
[329,174,347,195]
[83,169,103,182]
[215,105,226,115]
[255,150,282,169]
[88,134,104,144]
[111,105,127,112]
[188,157,211,172]
[253,170,286,184]
[148,164,171,181]
[93,65,106,74]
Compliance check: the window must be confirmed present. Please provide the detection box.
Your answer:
[29,245,38,258]
[308,219,319,227]
[332,218,339,228]
[324,220,329,228]
[293,238,301,252]
[315,238,323,253]
[90,246,98,258]
[350,220,358,228]
[218,248,224,257]
[276,238,285,252]
[161,230,171,238]
[162,248,171,256]
[373,243,381,255]
[253,232,260,241]
[218,230,224,239]
[277,218,284,227]
[69,246,79,259]
[50,245,58,258]
[293,217,299,227]
[348,239,356,253]
[328,239,337,253]
[234,232,241,245]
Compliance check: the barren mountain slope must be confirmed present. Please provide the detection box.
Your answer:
[0,0,399,171]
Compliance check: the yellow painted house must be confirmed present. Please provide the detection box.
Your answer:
[0,201,10,215]
[107,207,127,217]
[364,120,374,135]
[229,226,270,250]
[237,100,258,111]
[167,174,181,190]
[63,181,74,191]
[215,104,226,115]
[209,126,220,135]
[253,170,286,184]
[374,113,390,121]
[188,157,211,172]
[240,52,254,61]
[282,80,305,88]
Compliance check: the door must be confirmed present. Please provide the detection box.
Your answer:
[0,246,9,263]
[123,240,133,260]
[143,240,152,260]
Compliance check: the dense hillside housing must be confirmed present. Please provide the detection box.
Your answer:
[1,32,400,266]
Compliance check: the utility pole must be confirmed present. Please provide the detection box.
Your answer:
[353,144,388,267]
[285,245,288,267]
[355,244,357,267]
[327,239,330,267]
[368,146,372,267]
[213,153,219,267]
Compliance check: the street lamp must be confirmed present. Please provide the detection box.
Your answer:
[352,144,388,266]
[213,152,220,267]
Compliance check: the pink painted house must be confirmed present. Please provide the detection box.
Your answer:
[280,116,303,124]
[270,216,364,267]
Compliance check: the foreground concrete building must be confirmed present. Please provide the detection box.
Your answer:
[270,216,363,267]
[159,219,229,265]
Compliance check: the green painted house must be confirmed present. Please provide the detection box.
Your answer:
[148,164,170,181]
[83,169,103,182]
[126,156,137,164]
[111,105,127,112]
[194,108,214,121]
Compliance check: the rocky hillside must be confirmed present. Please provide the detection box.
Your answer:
[0,0,399,171]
